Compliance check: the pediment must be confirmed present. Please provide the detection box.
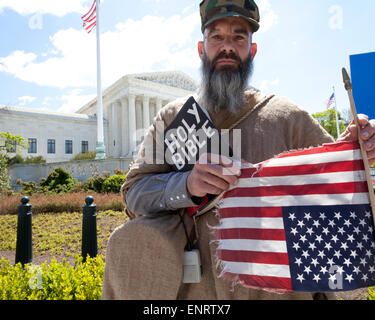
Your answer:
[132,71,198,92]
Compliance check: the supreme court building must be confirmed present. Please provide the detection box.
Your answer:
[0,71,198,163]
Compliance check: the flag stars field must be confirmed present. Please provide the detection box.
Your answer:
[285,204,375,290]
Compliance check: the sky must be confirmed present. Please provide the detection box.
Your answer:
[0,0,374,118]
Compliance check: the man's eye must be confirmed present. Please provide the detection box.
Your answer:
[235,36,245,41]
[211,35,222,40]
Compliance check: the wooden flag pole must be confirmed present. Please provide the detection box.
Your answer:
[342,67,375,224]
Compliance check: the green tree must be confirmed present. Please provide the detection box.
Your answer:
[312,108,346,139]
[0,132,27,192]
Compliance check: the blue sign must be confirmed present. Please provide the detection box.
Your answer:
[349,52,375,120]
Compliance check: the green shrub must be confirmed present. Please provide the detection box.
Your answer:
[0,155,10,192]
[7,155,46,166]
[40,167,77,194]
[24,156,46,164]
[72,151,96,161]
[85,172,110,193]
[16,179,39,195]
[0,256,104,300]
[6,154,24,166]
[102,174,126,193]
[368,287,375,300]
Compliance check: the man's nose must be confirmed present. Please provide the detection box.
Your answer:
[220,37,235,53]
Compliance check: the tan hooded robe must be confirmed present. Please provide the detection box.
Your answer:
[101,89,336,300]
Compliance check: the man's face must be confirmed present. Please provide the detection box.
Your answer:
[198,17,254,71]
[197,17,256,114]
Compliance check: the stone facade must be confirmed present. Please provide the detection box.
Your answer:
[0,71,198,163]
[0,107,98,163]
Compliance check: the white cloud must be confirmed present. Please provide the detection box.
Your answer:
[0,50,37,74]
[257,0,278,33]
[0,0,91,17]
[0,13,201,89]
[57,89,96,113]
[17,96,36,106]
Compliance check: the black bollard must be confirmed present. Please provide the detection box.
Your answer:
[15,197,32,266]
[81,196,97,262]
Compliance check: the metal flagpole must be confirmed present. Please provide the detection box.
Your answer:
[332,86,340,139]
[342,68,375,225]
[95,0,106,160]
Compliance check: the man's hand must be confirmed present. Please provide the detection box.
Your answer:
[337,114,375,166]
[187,153,242,198]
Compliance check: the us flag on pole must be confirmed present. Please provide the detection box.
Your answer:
[326,93,335,109]
[82,0,96,33]
[215,141,375,292]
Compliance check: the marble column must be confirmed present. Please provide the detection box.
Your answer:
[128,94,136,156]
[142,95,150,131]
[110,102,118,157]
[120,97,129,157]
[156,97,162,113]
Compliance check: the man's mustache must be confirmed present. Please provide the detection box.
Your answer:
[212,51,242,66]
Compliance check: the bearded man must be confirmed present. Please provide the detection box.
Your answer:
[102,0,375,300]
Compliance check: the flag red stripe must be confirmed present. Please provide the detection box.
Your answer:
[223,181,368,198]
[241,159,364,178]
[83,13,96,23]
[218,249,289,265]
[84,20,96,32]
[226,273,292,291]
[216,228,286,241]
[84,20,96,28]
[218,207,283,219]
[81,1,96,20]
[275,141,359,159]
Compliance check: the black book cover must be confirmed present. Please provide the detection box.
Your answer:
[164,96,233,172]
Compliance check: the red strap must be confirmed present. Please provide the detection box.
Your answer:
[186,195,208,217]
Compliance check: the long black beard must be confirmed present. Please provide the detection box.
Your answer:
[199,51,253,114]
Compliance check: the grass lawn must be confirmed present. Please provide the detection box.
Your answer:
[0,210,127,265]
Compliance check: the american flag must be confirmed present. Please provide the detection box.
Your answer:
[81,0,96,33]
[215,141,375,292]
[326,93,335,109]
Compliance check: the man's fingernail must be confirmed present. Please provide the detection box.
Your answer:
[362,131,370,138]
[365,141,372,148]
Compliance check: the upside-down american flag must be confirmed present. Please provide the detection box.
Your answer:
[215,141,375,292]
[81,0,96,33]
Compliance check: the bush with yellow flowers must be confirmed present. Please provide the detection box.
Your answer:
[0,255,104,300]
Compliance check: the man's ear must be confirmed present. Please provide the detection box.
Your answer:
[197,41,204,59]
[250,43,257,59]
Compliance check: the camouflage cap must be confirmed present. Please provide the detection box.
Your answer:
[200,0,260,33]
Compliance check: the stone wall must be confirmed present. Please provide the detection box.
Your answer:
[8,157,132,190]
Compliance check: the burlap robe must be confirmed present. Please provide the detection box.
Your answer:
[101,90,336,300]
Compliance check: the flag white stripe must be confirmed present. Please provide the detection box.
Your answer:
[220,193,370,208]
[218,239,287,253]
[222,261,291,278]
[233,170,366,189]
[219,217,284,230]
[265,149,361,167]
